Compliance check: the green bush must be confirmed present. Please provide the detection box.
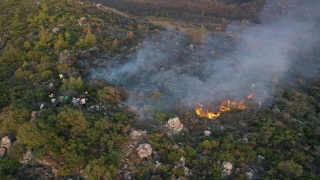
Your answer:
[277,160,303,177]
[60,76,84,92]
[0,109,31,137]
[0,157,21,179]
[113,112,128,123]
[17,120,56,148]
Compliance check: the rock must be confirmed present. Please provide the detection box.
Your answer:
[179,156,185,166]
[52,27,59,34]
[187,44,194,51]
[257,155,265,164]
[58,52,77,66]
[30,111,38,120]
[245,172,253,180]
[155,161,162,168]
[239,137,249,143]
[204,130,211,136]
[1,136,11,150]
[21,149,33,164]
[0,136,11,158]
[88,46,99,55]
[153,151,160,160]
[222,161,233,178]
[130,130,146,140]
[137,143,152,159]
[49,83,54,89]
[165,117,183,133]
[272,107,280,114]
[184,166,192,176]
[124,170,132,180]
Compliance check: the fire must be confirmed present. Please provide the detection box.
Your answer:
[247,94,254,99]
[195,100,247,120]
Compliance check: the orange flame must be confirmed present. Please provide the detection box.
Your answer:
[195,100,246,120]
[247,94,254,99]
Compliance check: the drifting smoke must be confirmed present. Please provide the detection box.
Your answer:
[91,0,320,113]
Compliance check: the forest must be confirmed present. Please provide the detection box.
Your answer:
[0,0,320,179]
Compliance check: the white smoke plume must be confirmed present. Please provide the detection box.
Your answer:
[91,0,320,112]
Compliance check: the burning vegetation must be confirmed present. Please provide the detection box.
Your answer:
[195,100,246,119]
[195,95,253,119]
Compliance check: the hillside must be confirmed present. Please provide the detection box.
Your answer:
[0,0,320,180]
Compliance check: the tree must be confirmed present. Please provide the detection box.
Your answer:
[60,76,84,92]
[75,28,96,49]
[17,120,56,148]
[0,109,30,137]
[54,34,69,50]
[277,160,303,177]
[34,26,52,50]
[82,157,112,180]
[56,109,90,137]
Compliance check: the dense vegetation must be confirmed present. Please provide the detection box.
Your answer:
[0,0,320,179]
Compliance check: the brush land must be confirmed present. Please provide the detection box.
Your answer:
[0,0,320,179]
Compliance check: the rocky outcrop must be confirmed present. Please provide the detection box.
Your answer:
[21,149,33,165]
[0,136,11,158]
[130,130,146,140]
[165,117,183,133]
[58,52,77,66]
[222,161,233,178]
[136,143,152,158]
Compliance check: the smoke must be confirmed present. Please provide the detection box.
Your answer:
[90,0,320,113]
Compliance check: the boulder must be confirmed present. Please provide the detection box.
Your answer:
[137,143,152,158]
[204,130,211,136]
[0,136,11,158]
[1,136,11,150]
[222,161,233,178]
[165,117,183,132]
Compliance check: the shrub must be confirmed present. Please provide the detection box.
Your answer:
[0,109,31,137]
[191,25,206,44]
[40,70,53,81]
[17,120,56,148]
[277,160,303,177]
[113,112,128,123]
[82,157,112,180]
[126,31,134,39]
[0,157,21,178]
[60,76,84,92]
